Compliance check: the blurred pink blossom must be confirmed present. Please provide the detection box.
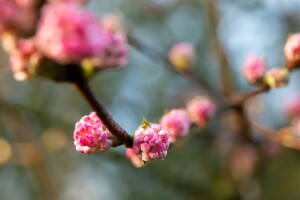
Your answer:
[96,31,128,69]
[187,96,216,127]
[284,33,300,64]
[160,109,191,143]
[35,3,109,64]
[168,42,195,73]
[242,54,267,84]
[0,0,37,36]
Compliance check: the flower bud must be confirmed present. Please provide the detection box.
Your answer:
[160,109,191,143]
[284,33,300,67]
[73,112,113,154]
[242,54,267,84]
[186,96,216,127]
[263,68,289,88]
[133,119,169,162]
[126,148,144,168]
[9,39,41,81]
[168,42,195,73]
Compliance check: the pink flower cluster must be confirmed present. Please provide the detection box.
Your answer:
[187,96,216,127]
[35,3,107,63]
[73,112,113,154]
[9,39,41,81]
[0,0,37,36]
[35,2,128,68]
[96,32,128,69]
[132,121,169,162]
[242,55,267,84]
[160,109,191,143]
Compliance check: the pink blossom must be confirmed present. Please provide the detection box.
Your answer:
[0,0,37,36]
[126,148,143,168]
[284,33,300,64]
[168,42,195,73]
[73,112,113,154]
[35,3,109,64]
[9,39,41,81]
[242,54,267,84]
[186,96,216,127]
[96,31,128,69]
[160,109,191,143]
[133,120,169,162]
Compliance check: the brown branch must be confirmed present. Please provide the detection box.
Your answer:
[206,0,236,97]
[74,81,133,148]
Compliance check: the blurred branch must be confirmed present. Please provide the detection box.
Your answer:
[237,86,270,105]
[205,0,236,97]
[74,81,133,148]
[128,35,224,101]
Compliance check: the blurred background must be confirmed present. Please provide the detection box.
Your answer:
[1,0,300,199]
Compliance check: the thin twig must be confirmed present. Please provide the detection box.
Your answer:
[74,81,133,148]
[128,34,223,101]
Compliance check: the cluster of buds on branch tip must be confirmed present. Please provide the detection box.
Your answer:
[1,0,129,82]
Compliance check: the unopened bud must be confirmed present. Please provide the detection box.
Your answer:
[242,54,267,84]
[160,109,191,143]
[186,96,216,127]
[263,68,289,88]
[168,42,195,73]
